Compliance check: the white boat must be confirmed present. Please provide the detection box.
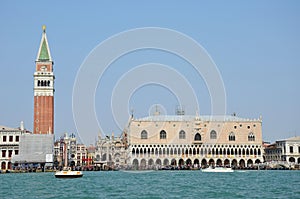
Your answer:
[201,166,234,173]
[55,167,83,178]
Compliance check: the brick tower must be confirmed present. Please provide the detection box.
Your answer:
[33,25,55,134]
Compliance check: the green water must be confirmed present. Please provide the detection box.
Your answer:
[0,170,299,198]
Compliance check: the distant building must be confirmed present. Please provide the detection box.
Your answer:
[0,122,31,170]
[76,144,87,167]
[124,112,264,169]
[86,145,96,167]
[53,133,97,168]
[53,133,77,168]
[95,133,126,169]
[264,136,300,164]
[33,25,55,135]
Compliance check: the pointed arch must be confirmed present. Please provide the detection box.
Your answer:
[194,133,201,141]
[210,130,217,139]
[179,130,186,139]
[248,132,255,141]
[229,132,235,141]
[160,130,166,139]
[246,148,249,155]
[141,130,147,139]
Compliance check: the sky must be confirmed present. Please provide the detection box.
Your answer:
[0,1,299,145]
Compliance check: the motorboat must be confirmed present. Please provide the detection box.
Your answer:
[55,167,83,178]
[201,166,234,173]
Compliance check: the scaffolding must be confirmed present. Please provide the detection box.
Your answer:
[12,134,54,164]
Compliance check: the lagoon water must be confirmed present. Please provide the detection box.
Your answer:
[1,170,299,198]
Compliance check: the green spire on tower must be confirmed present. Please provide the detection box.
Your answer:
[36,25,52,62]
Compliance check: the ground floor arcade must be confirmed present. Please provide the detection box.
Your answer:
[130,157,263,169]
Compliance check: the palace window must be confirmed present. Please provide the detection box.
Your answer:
[160,130,167,139]
[8,150,12,158]
[179,130,186,139]
[2,150,6,158]
[141,130,148,139]
[15,150,19,155]
[229,132,235,141]
[9,136,13,142]
[194,133,201,141]
[290,146,294,153]
[16,136,19,142]
[3,136,6,142]
[210,130,217,139]
[248,132,255,141]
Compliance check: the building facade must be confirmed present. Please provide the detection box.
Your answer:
[53,133,97,169]
[125,113,264,169]
[33,26,55,135]
[76,144,87,167]
[54,133,77,168]
[0,122,31,170]
[265,136,300,164]
[95,133,127,169]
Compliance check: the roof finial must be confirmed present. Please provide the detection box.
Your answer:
[42,25,46,33]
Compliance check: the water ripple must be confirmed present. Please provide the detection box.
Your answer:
[0,170,299,198]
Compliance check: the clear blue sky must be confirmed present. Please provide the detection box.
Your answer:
[0,1,299,144]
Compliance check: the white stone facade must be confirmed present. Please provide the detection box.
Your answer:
[0,123,30,170]
[265,136,300,164]
[94,134,127,169]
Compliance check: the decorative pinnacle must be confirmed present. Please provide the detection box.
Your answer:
[42,25,46,32]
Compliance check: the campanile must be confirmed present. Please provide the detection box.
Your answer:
[33,25,55,134]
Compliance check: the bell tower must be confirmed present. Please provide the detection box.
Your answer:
[33,25,55,134]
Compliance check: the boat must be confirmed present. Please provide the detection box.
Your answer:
[201,166,234,173]
[55,167,83,178]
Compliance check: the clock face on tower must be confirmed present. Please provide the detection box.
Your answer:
[41,65,47,71]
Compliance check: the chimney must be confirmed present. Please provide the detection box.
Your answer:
[20,121,24,131]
